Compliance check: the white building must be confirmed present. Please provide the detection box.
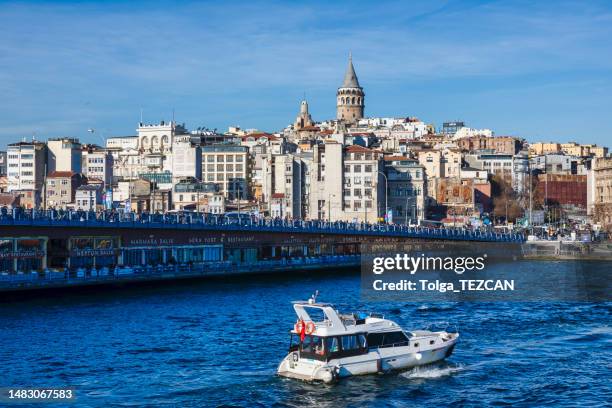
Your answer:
[307,143,385,222]
[6,141,47,194]
[47,138,82,174]
[75,184,102,211]
[82,147,113,186]
[201,145,250,200]
[171,135,202,181]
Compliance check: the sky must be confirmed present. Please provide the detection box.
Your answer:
[1,0,611,147]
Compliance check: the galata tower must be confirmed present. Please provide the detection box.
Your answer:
[336,53,364,122]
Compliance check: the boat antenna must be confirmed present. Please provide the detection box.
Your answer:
[309,290,319,304]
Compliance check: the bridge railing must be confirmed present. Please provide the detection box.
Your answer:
[0,209,525,242]
[0,254,362,287]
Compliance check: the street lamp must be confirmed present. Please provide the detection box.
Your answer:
[377,171,388,223]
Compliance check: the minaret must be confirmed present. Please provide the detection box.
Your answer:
[336,53,365,123]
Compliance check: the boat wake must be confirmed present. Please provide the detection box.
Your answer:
[401,364,465,380]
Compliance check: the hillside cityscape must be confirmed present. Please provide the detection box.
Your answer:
[1,56,611,236]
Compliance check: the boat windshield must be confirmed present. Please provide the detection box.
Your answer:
[300,336,325,356]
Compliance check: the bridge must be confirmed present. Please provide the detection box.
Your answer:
[0,210,523,292]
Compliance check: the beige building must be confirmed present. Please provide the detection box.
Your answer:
[262,153,304,219]
[336,55,365,123]
[47,138,82,174]
[458,136,523,155]
[45,171,84,209]
[529,142,561,155]
[417,148,461,180]
[592,157,612,230]
[307,143,384,222]
[201,145,250,200]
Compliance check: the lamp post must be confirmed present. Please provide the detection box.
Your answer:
[377,171,388,223]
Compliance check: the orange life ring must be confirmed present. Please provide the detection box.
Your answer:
[295,320,305,333]
[305,322,316,335]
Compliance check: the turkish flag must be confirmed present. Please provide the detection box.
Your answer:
[299,319,306,342]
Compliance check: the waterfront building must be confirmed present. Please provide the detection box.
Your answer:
[262,153,305,219]
[75,184,103,211]
[45,171,85,209]
[82,145,113,186]
[336,54,365,123]
[47,138,82,174]
[590,157,612,230]
[106,136,142,182]
[201,145,250,200]
[307,143,384,222]
[7,141,47,197]
[384,156,426,223]
[173,180,220,212]
[113,179,151,206]
[171,135,202,181]
[536,174,587,209]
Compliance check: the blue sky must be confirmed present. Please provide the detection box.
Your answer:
[1,0,611,147]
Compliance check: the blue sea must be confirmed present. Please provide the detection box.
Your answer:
[1,265,610,407]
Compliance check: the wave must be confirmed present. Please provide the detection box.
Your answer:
[401,364,465,379]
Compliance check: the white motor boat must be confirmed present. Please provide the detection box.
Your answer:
[277,294,459,383]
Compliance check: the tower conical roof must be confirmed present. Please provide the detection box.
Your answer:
[341,54,361,88]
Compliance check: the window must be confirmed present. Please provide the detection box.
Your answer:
[354,189,362,197]
[366,331,409,348]
[341,334,366,351]
[365,188,372,197]
[217,164,224,172]
[226,164,234,172]
[344,189,351,196]
[365,165,372,172]
[344,165,350,173]
[354,177,361,185]
[236,164,244,172]
[217,155,224,162]
[207,155,214,162]
[354,165,362,173]
[365,201,372,208]
[226,155,234,162]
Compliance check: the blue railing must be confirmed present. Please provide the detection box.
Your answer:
[0,254,361,288]
[0,209,525,243]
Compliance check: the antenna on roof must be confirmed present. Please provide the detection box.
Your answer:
[309,290,319,304]
[140,108,143,125]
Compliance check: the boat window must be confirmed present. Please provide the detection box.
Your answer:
[300,336,325,355]
[340,334,366,351]
[367,331,409,348]
[325,337,339,353]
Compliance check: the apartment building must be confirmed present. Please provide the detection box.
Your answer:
[384,156,426,223]
[47,138,82,174]
[6,142,47,207]
[201,145,250,200]
[82,146,113,186]
[45,171,85,209]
